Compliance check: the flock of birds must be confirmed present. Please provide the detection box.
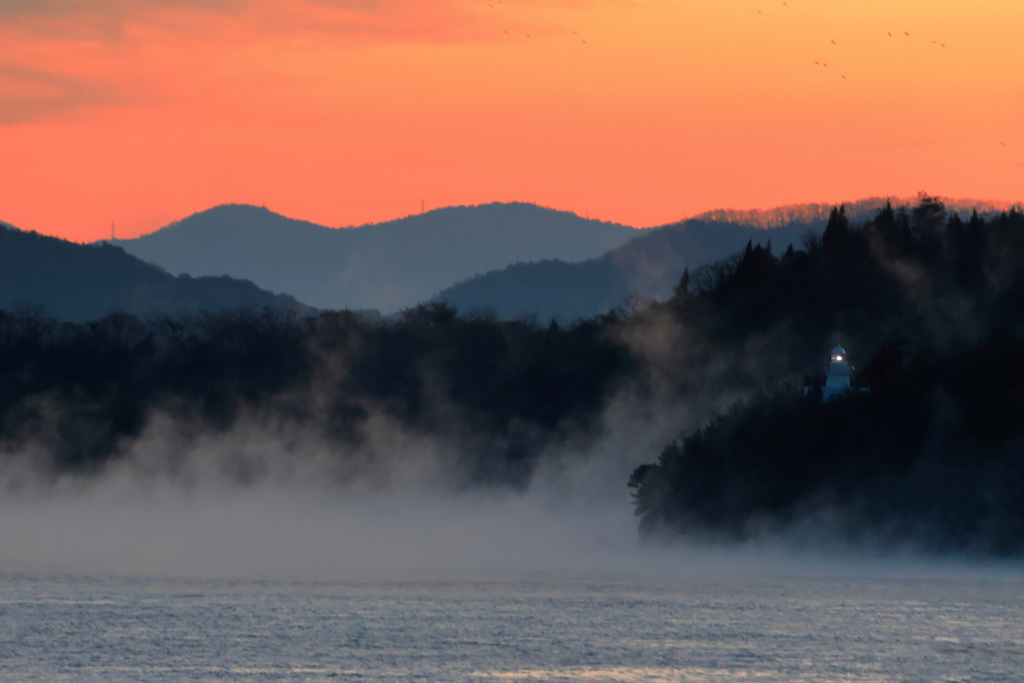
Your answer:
[478,0,1020,171]
[485,0,587,44]
[754,1,949,84]
[756,1,1019,170]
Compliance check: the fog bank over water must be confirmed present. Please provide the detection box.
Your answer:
[0,482,636,580]
[0,396,681,580]
[2,451,1020,583]
[1,390,1021,582]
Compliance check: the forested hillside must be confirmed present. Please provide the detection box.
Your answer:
[629,197,1024,554]
[0,304,631,486]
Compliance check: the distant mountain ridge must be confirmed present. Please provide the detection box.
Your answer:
[690,196,1016,229]
[111,202,637,313]
[0,223,309,322]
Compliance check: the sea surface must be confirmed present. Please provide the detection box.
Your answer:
[2,566,1022,681]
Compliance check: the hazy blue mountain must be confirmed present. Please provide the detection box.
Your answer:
[433,196,1017,322]
[111,202,637,313]
[434,220,815,322]
[0,223,310,322]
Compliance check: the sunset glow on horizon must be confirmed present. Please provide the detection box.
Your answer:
[2,0,1022,242]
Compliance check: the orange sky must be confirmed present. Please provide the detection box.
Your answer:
[2,0,1022,241]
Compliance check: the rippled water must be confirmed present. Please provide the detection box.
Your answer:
[2,568,1022,681]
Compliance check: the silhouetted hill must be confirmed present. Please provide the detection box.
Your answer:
[111,203,636,313]
[0,223,309,322]
[628,200,1024,554]
[435,220,812,321]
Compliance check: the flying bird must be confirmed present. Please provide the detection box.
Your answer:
[831,39,836,45]
[904,31,910,37]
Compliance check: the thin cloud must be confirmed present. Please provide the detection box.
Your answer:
[0,0,245,41]
[0,0,245,18]
[0,0,615,43]
[0,0,612,123]
[0,62,121,123]
[1,0,502,41]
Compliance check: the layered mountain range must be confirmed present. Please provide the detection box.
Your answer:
[111,202,636,313]
[436,196,1016,320]
[3,197,1016,323]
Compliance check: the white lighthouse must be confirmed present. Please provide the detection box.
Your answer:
[823,345,851,401]
[804,344,869,401]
